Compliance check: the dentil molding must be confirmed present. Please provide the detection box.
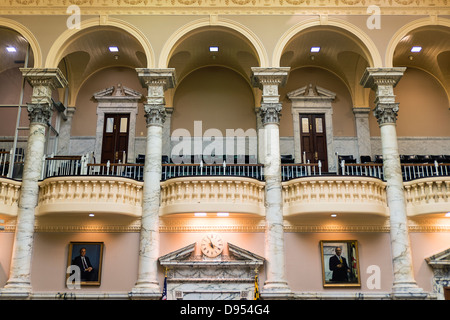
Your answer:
[0,0,448,15]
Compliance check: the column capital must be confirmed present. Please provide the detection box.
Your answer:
[251,67,290,105]
[20,68,67,125]
[260,103,282,125]
[352,106,371,116]
[144,104,166,127]
[251,67,290,88]
[20,68,68,91]
[360,67,406,90]
[373,103,399,126]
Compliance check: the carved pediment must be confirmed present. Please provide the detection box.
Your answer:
[287,83,336,101]
[159,242,264,267]
[93,84,142,100]
[426,248,450,268]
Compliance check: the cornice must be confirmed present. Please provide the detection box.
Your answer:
[0,0,448,15]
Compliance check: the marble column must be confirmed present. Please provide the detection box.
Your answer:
[57,106,75,155]
[1,68,67,297]
[131,69,176,298]
[360,68,425,298]
[353,107,372,160]
[251,67,292,297]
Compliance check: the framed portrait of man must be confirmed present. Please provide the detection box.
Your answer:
[320,240,360,287]
[67,242,104,286]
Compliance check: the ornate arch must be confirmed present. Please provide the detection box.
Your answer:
[272,17,382,68]
[0,17,42,68]
[158,17,268,69]
[45,17,155,69]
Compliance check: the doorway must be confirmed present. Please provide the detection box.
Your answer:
[299,113,328,171]
[101,113,130,163]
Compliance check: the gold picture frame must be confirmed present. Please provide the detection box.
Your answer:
[320,240,361,287]
[67,242,104,286]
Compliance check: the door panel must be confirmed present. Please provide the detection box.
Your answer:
[299,114,328,171]
[101,113,130,163]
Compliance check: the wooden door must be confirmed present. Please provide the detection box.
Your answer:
[299,114,328,171]
[101,113,130,163]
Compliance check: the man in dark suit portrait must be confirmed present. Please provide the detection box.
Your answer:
[329,247,350,282]
[72,247,96,281]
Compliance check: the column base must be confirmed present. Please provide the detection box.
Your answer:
[0,280,32,299]
[391,281,428,300]
[129,281,161,300]
[261,281,293,300]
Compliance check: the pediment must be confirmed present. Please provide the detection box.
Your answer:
[425,248,450,268]
[287,83,336,101]
[159,242,264,267]
[93,84,142,100]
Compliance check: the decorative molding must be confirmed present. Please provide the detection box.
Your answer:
[282,176,389,217]
[0,0,448,15]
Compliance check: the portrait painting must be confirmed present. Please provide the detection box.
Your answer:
[320,240,360,287]
[67,242,104,286]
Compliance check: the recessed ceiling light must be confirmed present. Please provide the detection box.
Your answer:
[217,212,229,217]
[411,46,422,53]
[445,212,450,217]
[89,213,95,217]
[209,46,219,52]
[310,47,321,53]
[109,46,119,52]
[331,214,337,218]
[6,46,16,53]
[195,212,207,217]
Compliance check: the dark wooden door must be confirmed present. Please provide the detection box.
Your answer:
[101,113,130,163]
[299,114,328,171]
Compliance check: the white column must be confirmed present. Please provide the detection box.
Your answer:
[252,67,292,297]
[353,107,372,160]
[0,68,67,297]
[131,69,176,298]
[360,68,425,298]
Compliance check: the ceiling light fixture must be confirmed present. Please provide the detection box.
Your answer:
[217,212,229,217]
[331,214,337,218]
[310,47,321,53]
[445,212,450,217]
[109,46,119,52]
[89,213,95,217]
[195,212,207,217]
[209,46,219,52]
[6,46,16,53]
[410,46,422,53]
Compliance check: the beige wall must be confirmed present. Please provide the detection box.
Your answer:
[172,66,256,135]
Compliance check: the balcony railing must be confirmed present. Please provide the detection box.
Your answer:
[1,152,448,183]
[340,161,450,181]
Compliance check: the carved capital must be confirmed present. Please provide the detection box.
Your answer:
[27,103,53,125]
[144,104,166,127]
[260,103,282,125]
[373,103,399,125]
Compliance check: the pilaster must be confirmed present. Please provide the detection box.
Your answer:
[353,107,372,160]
